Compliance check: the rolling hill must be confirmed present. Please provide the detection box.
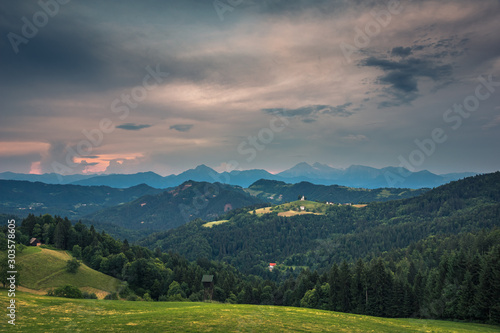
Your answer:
[139,172,500,274]
[246,179,428,204]
[3,292,499,332]
[16,246,121,298]
[0,180,163,219]
[85,181,265,231]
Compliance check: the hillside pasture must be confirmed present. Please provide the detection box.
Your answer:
[202,220,230,228]
[17,248,121,298]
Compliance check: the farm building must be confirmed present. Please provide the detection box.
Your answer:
[29,238,42,246]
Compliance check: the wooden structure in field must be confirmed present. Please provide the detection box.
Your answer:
[202,275,214,301]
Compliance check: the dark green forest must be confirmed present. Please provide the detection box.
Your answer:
[139,173,500,273]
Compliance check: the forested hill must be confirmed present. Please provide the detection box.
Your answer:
[0,180,163,219]
[247,179,429,204]
[85,181,264,231]
[138,172,500,274]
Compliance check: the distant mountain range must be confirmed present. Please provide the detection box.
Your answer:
[0,163,477,189]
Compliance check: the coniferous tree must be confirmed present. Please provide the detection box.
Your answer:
[351,259,367,314]
[338,260,352,312]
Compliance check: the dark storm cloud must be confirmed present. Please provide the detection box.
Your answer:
[362,56,453,107]
[0,0,229,101]
[0,2,158,103]
[116,123,152,131]
[262,103,353,122]
[391,47,412,58]
[170,124,193,132]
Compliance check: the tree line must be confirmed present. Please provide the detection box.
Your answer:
[2,214,499,323]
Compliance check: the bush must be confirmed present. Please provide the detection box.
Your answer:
[82,291,98,299]
[66,258,81,274]
[127,294,139,301]
[226,293,237,304]
[104,292,119,300]
[143,293,153,302]
[118,283,133,298]
[52,285,83,299]
[188,291,203,302]
[167,294,186,302]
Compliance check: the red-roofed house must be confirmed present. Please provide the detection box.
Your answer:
[269,263,276,271]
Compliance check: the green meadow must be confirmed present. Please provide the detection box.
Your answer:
[2,292,499,332]
[16,246,121,298]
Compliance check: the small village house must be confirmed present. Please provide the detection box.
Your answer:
[29,238,42,246]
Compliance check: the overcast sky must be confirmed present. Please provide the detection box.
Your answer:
[1,0,499,176]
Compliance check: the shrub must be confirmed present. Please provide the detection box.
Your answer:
[188,291,203,302]
[167,294,186,302]
[66,258,81,274]
[82,291,98,299]
[119,283,133,298]
[53,285,83,299]
[104,292,119,300]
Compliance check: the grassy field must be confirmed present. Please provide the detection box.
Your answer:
[16,247,121,298]
[2,292,499,332]
[251,200,332,217]
[352,204,368,208]
[277,210,323,217]
[202,220,230,228]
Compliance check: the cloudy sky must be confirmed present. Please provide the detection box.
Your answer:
[1,0,499,176]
